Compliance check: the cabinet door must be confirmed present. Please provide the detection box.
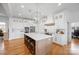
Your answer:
[57,35,65,45]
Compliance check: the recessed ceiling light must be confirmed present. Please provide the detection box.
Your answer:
[0,13,4,16]
[18,13,21,16]
[21,5,24,8]
[58,3,62,6]
[28,9,32,13]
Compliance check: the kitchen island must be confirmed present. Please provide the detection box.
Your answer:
[24,33,53,55]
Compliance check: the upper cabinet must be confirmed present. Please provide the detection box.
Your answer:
[53,12,68,45]
[54,13,67,29]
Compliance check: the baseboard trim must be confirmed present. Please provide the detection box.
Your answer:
[9,37,24,40]
[53,42,64,47]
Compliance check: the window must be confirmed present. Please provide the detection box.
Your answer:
[0,22,6,32]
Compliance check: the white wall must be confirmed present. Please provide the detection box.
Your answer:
[71,22,79,27]
[63,10,79,23]
[67,12,79,23]
[0,16,9,32]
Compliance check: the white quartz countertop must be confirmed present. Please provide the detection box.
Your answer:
[24,33,52,41]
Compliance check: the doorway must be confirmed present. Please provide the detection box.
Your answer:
[69,22,79,54]
[0,22,7,40]
[0,22,5,52]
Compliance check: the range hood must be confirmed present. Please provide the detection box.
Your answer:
[44,16,55,26]
[45,23,55,26]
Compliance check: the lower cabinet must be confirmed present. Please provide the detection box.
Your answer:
[53,34,66,45]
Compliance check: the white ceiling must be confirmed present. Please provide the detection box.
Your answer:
[1,3,79,22]
[7,3,58,19]
[0,4,8,17]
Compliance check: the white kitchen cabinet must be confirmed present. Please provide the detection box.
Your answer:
[53,12,68,45]
[9,17,37,40]
[53,34,65,45]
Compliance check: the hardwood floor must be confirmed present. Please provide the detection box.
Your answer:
[0,38,31,55]
[49,42,70,55]
[69,39,79,55]
[51,39,79,55]
[0,38,79,55]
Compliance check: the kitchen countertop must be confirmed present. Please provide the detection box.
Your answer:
[24,33,53,41]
